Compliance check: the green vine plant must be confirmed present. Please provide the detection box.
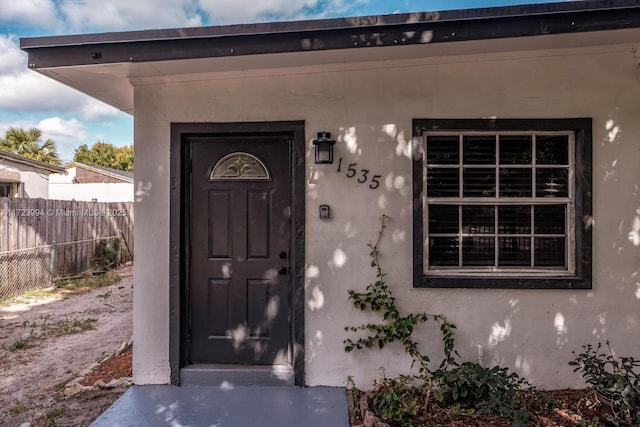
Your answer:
[343,215,554,427]
[343,215,459,384]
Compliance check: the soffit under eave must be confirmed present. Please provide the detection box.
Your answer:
[37,66,134,115]
[31,27,640,114]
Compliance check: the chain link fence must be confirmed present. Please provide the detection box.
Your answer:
[0,236,131,301]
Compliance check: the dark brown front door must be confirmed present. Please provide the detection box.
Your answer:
[189,136,291,365]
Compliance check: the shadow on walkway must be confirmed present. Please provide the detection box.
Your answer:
[92,385,349,427]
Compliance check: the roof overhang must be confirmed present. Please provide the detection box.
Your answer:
[69,162,134,183]
[20,0,640,114]
[0,150,65,174]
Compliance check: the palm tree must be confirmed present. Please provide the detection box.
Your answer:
[0,127,62,165]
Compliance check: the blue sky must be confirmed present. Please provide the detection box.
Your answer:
[0,0,568,163]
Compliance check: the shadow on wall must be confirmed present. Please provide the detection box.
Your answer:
[135,181,152,203]
[305,123,414,364]
[487,116,639,381]
[304,116,639,385]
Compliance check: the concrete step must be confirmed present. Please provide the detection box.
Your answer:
[180,364,294,386]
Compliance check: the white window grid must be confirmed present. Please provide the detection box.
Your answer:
[423,130,576,276]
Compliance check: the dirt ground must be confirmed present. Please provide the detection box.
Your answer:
[0,265,133,426]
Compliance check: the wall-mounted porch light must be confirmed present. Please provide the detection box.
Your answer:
[312,131,336,164]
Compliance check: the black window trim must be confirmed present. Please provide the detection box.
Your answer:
[412,118,592,289]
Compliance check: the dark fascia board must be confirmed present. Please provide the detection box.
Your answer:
[0,149,65,174]
[20,0,640,70]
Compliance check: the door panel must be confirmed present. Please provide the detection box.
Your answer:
[208,279,230,337]
[247,279,272,337]
[247,190,270,258]
[208,192,231,258]
[190,137,291,365]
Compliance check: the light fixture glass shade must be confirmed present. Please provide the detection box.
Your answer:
[312,131,336,164]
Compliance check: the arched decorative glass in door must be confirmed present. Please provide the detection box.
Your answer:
[209,152,271,180]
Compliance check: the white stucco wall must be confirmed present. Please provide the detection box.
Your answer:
[132,43,640,389]
[49,181,134,202]
[0,159,50,198]
[49,168,133,202]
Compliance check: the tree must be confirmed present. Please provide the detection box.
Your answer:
[0,127,62,165]
[74,142,134,172]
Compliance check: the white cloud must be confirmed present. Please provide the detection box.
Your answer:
[79,99,120,121]
[39,117,87,161]
[2,0,203,33]
[54,0,365,33]
[0,37,82,111]
[0,71,85,111]
[0,35,25,75]
[58,0,202,32]
[199,0,317,23]
[0,0,60,30]
[1,0,371,38]
[39,117,87,143]
[198,0,363,23]
[2,0,368,33]
[0,117,87,163]
[0,36,120,121]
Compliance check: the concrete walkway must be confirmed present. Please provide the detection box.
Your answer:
[91,385,350,427]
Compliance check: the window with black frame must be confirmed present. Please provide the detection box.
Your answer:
[412,119,592,289]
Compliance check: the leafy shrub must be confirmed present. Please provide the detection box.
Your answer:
[432,362,548,427]
[95,238,121,270]
[370,372,422,427]
[570,341,640,426]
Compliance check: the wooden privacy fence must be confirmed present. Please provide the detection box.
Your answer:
[0,197,133,253]
[0,198,134,300]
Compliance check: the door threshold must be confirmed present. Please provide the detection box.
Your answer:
[180,364,294,386]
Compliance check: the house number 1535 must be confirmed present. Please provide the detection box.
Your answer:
[336,157,381,190]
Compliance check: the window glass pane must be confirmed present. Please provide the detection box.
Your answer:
[498,206,531,234]
[463,135,495,164]
[0,184,11,197]
[499,135,532,164]
[429,237,459,266]
[499,168,532,197]
[536,168,568,197]
[534,205,565,234]
[429,205,459,234]
[427,168,459,197]
[462,205,495,234]
[534,237,566,266]
[498,237,531,266]
[463,168,495,197]
[427,136,459,165]
[536,135,568,165]
[462,237,495,266]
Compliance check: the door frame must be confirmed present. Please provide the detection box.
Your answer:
[169,121,306,385]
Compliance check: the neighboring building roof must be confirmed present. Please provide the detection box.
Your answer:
[19,0,640,113]
[66,162,134,183]
[0,149,65,174]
